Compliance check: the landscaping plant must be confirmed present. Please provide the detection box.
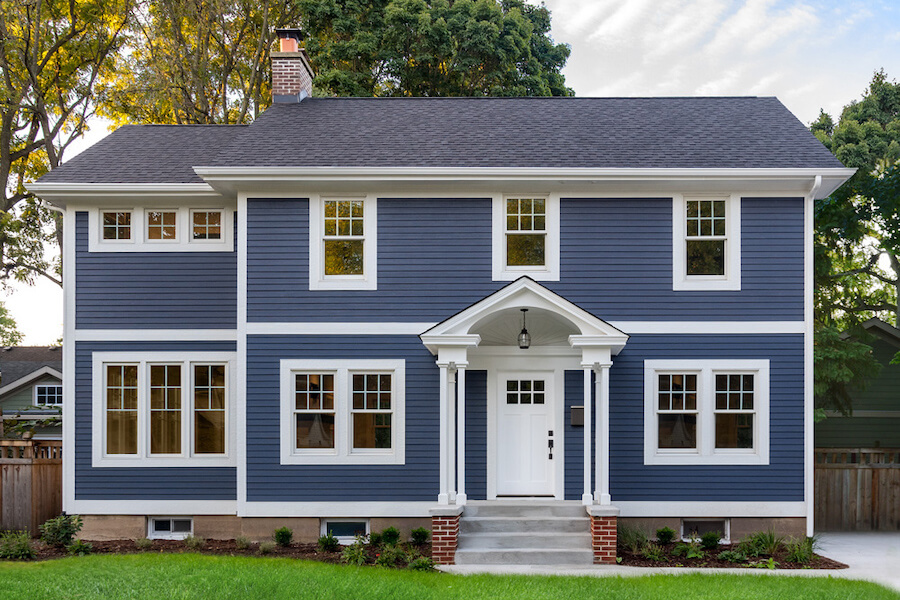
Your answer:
[367,532,383,547]
[717,549,748,563]
[410,526,430,545]
[0,530,36,560]
[380,526,401,546]
[234,536,252,550]
[135,537,153,551]
[407,556,435,571]
[700,530,721,551]
[67,539,93,556]
[274,526,293,547]
[655,526,676,544]
[640,542,665,561]
[374,544,404,567]
[618,523,648,554]
[672,538,704,560]
[258,541,275,555]
[183,535,205,550]
[785,536,819,564]
[39,514,83,548]
[341,535,368,566]
[318,531,340,552]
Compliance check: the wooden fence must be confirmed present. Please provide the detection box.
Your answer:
[814,448,900,531]
[0,440,62,534]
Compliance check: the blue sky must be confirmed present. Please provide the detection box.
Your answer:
[7,0,900,344]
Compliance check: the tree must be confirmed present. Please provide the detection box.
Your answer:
[0,0,133,287]
[812,70,900,413]
[0,301,23,345]
[301,0,573,97]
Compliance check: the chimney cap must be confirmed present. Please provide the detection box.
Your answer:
[275,28,304,42]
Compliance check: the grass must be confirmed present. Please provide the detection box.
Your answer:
[0,554,896,600]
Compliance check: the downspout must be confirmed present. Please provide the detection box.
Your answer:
[805,175,821,538]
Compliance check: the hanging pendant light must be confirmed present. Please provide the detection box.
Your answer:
[518,308,531,349]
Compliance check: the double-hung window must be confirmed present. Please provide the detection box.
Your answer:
[92,353,234,467]
[309,196,377,290]
[644,360,768,465]
[672,194,740,290]
[280,360,405,464]
[492,195,559,281]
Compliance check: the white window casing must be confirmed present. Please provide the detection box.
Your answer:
[672,194,741,291]
[88,207,234,252]
[308,195,378,290]
[492,194,560,281]
[34,384,63,406]
[280,359,405,465]
[91,352,236,467]
[644,359,769,465]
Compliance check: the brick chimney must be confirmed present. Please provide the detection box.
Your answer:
[272,28,314,103]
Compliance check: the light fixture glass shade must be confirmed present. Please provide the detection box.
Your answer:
[518,328,531,349]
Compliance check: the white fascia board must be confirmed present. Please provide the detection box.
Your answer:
[26,183,223,207]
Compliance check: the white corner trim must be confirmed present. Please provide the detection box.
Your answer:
[673,194,741,291]
[237,192,249,514]
[643,359,770,466]
[492,194,560,281]
[90,352,237,468]
[308,194,377,290]
[615,501,806,518]
[804,178,818,537]
[87,206,234,253]
[63,206,78,514]
[74,329,238,342]
[69,500,237,515]
[240,501,435,518]
[279,359,405,466]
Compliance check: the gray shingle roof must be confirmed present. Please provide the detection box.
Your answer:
[0,347,62,388]
[38,97,843,184]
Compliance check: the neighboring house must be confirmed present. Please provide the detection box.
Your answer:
[28,30,854,564]
[0,346,63,440]
[816,318,900,448]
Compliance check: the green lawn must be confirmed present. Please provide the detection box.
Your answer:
[0,554,896,600]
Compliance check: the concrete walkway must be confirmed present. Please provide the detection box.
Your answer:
[440,532,900,593]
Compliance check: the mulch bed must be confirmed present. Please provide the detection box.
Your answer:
[618,542,847,569]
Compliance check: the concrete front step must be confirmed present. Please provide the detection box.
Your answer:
[457,531,591,550]
[461,516,590,534]
[454,548,594,566]
[463,502,586,519]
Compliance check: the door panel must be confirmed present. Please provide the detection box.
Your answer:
[496,375,554,495]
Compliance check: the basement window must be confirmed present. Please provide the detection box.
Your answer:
[681,518,730,543]
[149,517,193,540]
[321,519,368,545]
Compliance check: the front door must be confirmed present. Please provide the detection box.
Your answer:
[496,372,555,496]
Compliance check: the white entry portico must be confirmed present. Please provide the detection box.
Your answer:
[420,277,628,507]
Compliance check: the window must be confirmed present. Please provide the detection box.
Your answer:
[102,211,132,240]
[280,359,405,465]
[672,194,740,291]
[149,517,192,540]
[91,352,235,467]
[309,196,377,290]
[682,519,730,543]
[321,520,369,545]
[492,195,559,281]
[89,207,233,252]
[644,360,769,465]
[35,384,63,406]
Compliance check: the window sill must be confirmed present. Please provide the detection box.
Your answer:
[644,452,768,466]
[280,452,404,466]
[673,276,741,292]
[91,455,236,468]
[308,276,377,291]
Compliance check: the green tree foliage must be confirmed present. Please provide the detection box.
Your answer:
[813,69,900,413]
[301,0,573,97]
[0,301,23,345]
[1,0,132,287]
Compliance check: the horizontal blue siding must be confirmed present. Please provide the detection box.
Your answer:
[246,335,438,502]
[564,370,595,501]
[465,371,487,501]
[609,334,804,501]
[74,341,237,500]
[246,197,804,322]
[75,212,237,329]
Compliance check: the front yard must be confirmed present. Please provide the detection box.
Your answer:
[0,554,896,600]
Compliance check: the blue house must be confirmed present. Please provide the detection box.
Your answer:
[29,30,853,564]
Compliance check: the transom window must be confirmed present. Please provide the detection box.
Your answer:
[506,379,545,405]
[686,199,726,276]
[644,360,769,465]
[192,210,222,240]
[35,384,63,406]
[102,211,132,240]
[280,360,405,465]
[492,195,559,281]
[147,211,177,241]
[505,198,546,267]
[672,195,741,291]
[309,196,377,290]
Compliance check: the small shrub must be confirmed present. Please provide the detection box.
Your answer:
[752,557,779,570]
[655,526,676,545]
[258,541,276,555]
[67,539,93,556]
[640,542,665,561]
[368,532,383,547]
[381,526,401,546]
[318,532,340,552]
[135,537,153,551]
[0,531,36,560]
[40,514,83,548]
[235,536,252,550]
[617,523,648,554]
[274,526,293,547]
[700,530,721,551]
[717,549,748,563]
[183,535,205,550]
[738,530,783,557]
[408,556,435,571]
[341,536,369,566]
[410,527,430,545]
[785,535,818,564]
[672,539,704,559]
[374,544,403,567]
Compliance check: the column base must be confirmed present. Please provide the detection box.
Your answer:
[587,505,620,565]
[430,505,464,565]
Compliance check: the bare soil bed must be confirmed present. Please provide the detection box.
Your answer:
[618,542,847,570]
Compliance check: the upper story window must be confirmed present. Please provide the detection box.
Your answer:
[91,352,235,467]
[280,359,405,465]
[35,384,63,407]
[492,195,559,281]
[89,207,233,252]
[672,194,740,291]
[308,195,377,290]
[644,359,769,465]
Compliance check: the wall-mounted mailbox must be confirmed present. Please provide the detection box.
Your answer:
[570,405,584,427]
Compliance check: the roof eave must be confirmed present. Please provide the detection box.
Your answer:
[25,182,223,208]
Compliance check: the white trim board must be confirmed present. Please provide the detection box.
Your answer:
[615,501,807,518]
[70,500,237,515]
[74,329,238,342]
[240,501,436,518]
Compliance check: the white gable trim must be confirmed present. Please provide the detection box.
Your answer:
[0,366,63,398]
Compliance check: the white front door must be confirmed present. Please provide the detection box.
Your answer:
[496,372,555,496]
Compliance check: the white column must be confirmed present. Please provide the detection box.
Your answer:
[448,366,457,502]
[582,365,593,505]
[595,363,611,505]
[437,362,450,505]
[456,365,468,506]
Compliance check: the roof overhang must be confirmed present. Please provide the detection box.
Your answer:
[0,366,63,398]
[24,183,223,208]
[192,166,856,199]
